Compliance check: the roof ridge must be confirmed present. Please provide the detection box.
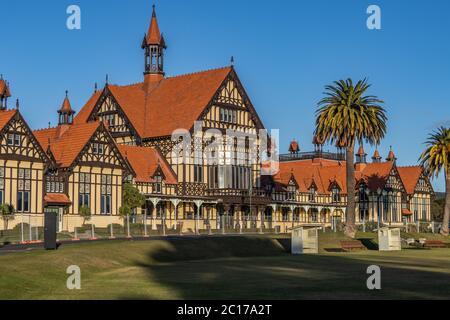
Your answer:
[165,66,231,80]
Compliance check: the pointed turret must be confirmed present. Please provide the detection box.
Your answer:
[386,146,397,162]
[289,139,300,154]
[58,91,75,125]
[372,148,382,163]
[142,5,166,83]
[355,144,367,163]
[0,76,11,110]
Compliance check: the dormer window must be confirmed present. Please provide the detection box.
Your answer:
[331,185,340,202]
[309,186,316,202]
[154,175,162,193]
[287,184,296,201]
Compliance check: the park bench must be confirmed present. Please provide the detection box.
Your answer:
[340,240,365,251]
[424,240,446,248]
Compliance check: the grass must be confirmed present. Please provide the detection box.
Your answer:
[0,233,449,299]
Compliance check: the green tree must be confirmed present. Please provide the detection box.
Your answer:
[79,206,91,225]
[122,183,145,214]
[419,127,450,236]
[0,203,15,234]
[315,78,387,238]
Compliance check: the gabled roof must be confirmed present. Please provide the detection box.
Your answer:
[397,166,423,194]
[359,161,395,191]
[74,67,233,138]
[274,158,402,194]
[34,122,101,168]
[44,193,72,206]
[0,79,11,98]
[0,110,17,132]
[117,145,177,184]
[275,159,347,194]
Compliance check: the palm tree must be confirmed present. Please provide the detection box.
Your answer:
[315,79,387,238]
[419,127,450,236]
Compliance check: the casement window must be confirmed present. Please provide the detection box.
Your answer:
[421,198,427,220]
[310,211,318,222]
[92,143,104,155]
[413,197,419,221]
[194,164,203,183]
[331,186,341,202]
[0,168,4,205]
[104,114,115,126]
[287,184,296,201]
[46,175,64,193]
[208,165,219,189]
[7,133,22,146]
[100,175,112,215]
[17,168,31,212]
[79,173,91,208]
[154,175,162,194]
[282,209,289,222]
[308,186,316,202]
[219,108,237,124]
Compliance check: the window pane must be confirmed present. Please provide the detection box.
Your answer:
[17,192,23,212]
[24,192,30,212]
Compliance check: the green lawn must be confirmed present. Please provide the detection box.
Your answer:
[0,234,449,299]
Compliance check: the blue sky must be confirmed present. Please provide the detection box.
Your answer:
[1,0,449,191]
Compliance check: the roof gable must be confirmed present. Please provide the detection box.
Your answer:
[75,67,234,139]
[118,145,177,184]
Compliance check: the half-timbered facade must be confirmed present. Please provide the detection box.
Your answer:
[0,107,49,215]
[0,6,434,233]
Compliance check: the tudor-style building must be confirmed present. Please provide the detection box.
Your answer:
[0,6,434,233]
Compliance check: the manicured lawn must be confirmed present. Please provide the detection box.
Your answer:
[0,234,449,299]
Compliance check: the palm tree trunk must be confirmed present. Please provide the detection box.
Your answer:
[441,171,450,236]
[345,143,356,238]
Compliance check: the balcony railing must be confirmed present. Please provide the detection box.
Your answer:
[279,151,345,162]
[206,188,269,198]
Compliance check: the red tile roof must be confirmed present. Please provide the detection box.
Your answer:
[397,166,423,194]
[274,159,399,194]
[0,79,11,97]
[118,145,177,184]
[74,67,232,138]
[34,122,101,168]
[0,110,17,131]
[44,193,72,205]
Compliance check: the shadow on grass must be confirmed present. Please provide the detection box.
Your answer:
[358,238,379,250]
[123,236,450,300]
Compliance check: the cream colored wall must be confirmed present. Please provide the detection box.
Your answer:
[0,159,44,214]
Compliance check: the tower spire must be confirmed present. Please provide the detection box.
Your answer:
[58,90,75,125]
[142,5,166,83]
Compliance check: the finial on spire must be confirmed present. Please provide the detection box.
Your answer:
[16,98,19,109]
[94,82,98,92]
[230,56,234,67]
[152,4,156,17]
[105,74,109,85]
[65,90,68,98]
[48,122,51,128]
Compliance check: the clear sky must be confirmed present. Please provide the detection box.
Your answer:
[1,0,449,191]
